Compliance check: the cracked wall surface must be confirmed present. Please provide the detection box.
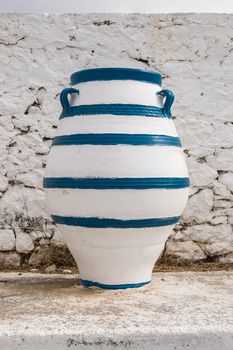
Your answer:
[0,13,233,269]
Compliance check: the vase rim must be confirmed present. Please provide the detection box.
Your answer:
[70,67,162,86]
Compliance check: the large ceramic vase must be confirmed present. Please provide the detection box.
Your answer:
[43,67,189,289]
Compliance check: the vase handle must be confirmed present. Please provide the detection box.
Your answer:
[60,87,79,114]
[157,89,174,118]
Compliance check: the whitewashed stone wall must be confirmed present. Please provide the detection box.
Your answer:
[0,13,233,268]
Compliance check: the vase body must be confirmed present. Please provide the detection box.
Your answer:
[44,68,189,289]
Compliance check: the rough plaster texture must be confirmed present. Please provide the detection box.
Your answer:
[0,13,233,267]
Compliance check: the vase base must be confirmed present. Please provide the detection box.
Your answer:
[80,279,151,290]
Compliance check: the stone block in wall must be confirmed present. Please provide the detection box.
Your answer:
[215,252,233,263]
[0,251,20,268]
[182,189,214,224]
[187,158,218,187]
[15,227,34,254]
[165,240,207,261]
[50,230,65,247]
[174,224,233,258]
[219,173,233,193]
[206,149,233,172]
[30,230,52,241]
[28,246,50,267]
[0,186,49,219]
[0,229,15,251]
[212,180,231,198]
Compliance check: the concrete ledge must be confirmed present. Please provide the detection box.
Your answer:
[0,271,233,349]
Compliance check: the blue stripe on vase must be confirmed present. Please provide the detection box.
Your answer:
[60,104,165,118]
[70,67,162,86]
[80,279,151,290]
[43,177,190,189]
[52,134,182,147]
[51,215,181,228]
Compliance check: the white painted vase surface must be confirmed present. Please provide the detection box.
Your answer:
[44,67,189,289]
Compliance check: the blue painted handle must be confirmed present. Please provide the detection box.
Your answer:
[60,87,79,113]
[157,89,175,118]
